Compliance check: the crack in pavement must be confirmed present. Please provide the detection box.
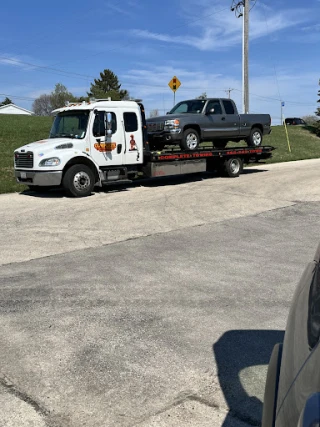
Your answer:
[130,391,220,426]
[0,374,49,421]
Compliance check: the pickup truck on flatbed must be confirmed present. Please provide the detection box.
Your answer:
[146,98,271,151]
[14,99,275,197]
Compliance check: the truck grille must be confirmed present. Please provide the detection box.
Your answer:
[147,122,164,132]
[15,152,34,168]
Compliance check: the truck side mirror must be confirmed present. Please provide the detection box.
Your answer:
[104,112,113,135]
[206,108,215,115]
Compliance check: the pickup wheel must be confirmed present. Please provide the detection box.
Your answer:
[180,128,200,151]
[63,164,95,197]
[224,157,243,177]
[247,127,263,147]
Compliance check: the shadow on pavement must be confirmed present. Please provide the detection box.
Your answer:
[19,168,268,198]
[213,329,285,426]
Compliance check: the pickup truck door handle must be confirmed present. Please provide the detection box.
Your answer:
[117,144,122,154]
[221,117,226,121]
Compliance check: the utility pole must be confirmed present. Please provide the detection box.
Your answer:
[243,0,249,114]
[231,0,250,113]
[281,101,285,125]
[225,88,234,98]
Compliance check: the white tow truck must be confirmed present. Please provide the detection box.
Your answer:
[14,99,274,197]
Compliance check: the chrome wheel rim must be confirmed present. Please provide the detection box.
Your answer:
[252,131,262,146]
[230,159,240,174]
[186,132,198,150]
[73,171,91,192]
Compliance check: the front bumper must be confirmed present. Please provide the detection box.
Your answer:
[148,130,182,143]
[15,170,63,186]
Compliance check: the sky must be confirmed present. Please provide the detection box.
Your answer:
[0,0,319,124]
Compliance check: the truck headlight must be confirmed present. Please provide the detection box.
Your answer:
[164,119,180,127]
[39,157,61,167]
[164,119,180,131]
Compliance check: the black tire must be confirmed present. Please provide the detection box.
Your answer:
[261,343,283,427]
[213,141,227,149]
[62,164,95,197]
[223,157,243,177]
[180,128,200,151]
[247,127,263,147]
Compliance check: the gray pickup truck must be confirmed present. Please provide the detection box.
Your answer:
[146,98,271,151]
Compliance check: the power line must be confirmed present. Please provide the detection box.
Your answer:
[0,88,315,107]
[52,7,230,67]
[0,6,229,83]
[0,93,36,101]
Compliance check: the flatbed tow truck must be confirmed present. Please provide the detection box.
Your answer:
[14,99,274,197]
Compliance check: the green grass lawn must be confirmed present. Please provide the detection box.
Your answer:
[263,125,320,164]
[0,114,52,194]
[0,115,319,195]
[200,125,320,163]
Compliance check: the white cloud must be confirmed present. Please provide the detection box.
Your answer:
[0,55,32,69]
[121,64,318,123]
[302,23,320,32]
[130,2,310,51]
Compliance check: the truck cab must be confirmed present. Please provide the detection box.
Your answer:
[14,99,147,197]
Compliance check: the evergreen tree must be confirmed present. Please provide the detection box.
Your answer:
[88,69,129,100]
[0,97,13,106]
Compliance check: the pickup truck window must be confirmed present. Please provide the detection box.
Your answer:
[206,100,223,115]
[93,111,117,137]
[222,100,235,115]
[169,100,206,114]
[124,112,138,132]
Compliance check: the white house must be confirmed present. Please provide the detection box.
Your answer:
[0,103,34,115]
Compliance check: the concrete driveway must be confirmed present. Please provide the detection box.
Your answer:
[1,159,320,426]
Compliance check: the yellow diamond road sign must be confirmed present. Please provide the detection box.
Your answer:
[168,76,181,92]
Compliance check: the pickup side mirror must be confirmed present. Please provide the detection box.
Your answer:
[206,108,215,115]
[104,112,113,135]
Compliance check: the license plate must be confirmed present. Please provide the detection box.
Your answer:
[20,172,27,179]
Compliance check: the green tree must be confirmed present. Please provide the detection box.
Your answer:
[0,97,13,106]
[197,92,207,99]
[51,83,76,110]
[315,81,320,137]
[87,69,129,100]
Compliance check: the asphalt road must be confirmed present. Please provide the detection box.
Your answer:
[1,159,320,427]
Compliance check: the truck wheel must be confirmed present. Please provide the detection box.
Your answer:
[261,343,283,427]
[63,164,95,197]
[181,129,200,151]
[247,127,263,147]
[224,157,243,177]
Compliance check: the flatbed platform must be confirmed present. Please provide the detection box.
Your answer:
[146,145,275,162]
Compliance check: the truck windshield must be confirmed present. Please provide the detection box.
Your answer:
[169,100,206,114]
[49,111,90,139]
